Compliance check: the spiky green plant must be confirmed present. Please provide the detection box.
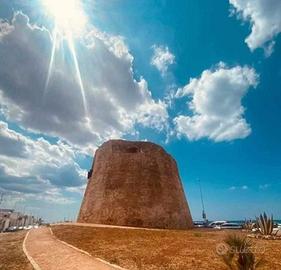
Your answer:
[219,234,264,270]
[256,213,273,236]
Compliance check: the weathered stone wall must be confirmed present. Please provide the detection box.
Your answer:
[78,140,193,229]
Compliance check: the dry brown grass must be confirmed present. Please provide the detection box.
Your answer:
[51,225,281,270]
[0,230,32,270]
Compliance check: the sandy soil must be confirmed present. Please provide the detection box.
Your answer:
[52,225,281,270]
[0,230,32,270]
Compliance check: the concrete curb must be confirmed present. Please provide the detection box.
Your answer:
[22,230,42,270]
[95,258,127,270]
[50,227,127,270]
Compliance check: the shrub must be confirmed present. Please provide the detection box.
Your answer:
[256,213,273,236]
[218,234,264,270]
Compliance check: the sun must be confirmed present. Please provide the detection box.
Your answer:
[43,0,86,35]
[43,0,88,117]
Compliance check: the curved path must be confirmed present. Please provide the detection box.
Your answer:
[24,227,123,270]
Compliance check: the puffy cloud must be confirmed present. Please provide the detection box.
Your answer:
[229,0,281,55]
[259,184,270,189]
[151,45,175,75]
[0,121,28,157]
[0,167,47,194]
[0,121,86,198]
[38,163,85,187]
[0,12,168,154]
[174,63,258,142]
[0,19,14,38]
[229,185,249,191]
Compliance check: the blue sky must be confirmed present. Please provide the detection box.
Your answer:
[0,0,280,222]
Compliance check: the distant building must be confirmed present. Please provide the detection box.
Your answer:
[0,209,14,213]
[0,208,36,232]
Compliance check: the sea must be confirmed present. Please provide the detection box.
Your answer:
[230,220,281,225]
[194,220,281,226]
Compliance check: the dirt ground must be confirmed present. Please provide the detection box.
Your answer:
[0,230,32,270]
[52,225,281,270]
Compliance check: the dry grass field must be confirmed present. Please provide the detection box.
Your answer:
[0,230,32,270]
[52,225,281,270]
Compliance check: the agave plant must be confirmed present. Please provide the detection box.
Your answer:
[219,234,264,270]
[256,213,273,236]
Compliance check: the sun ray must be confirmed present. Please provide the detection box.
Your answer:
[42,0,88,117]
[44,25,58,95]
[67,32,88,116]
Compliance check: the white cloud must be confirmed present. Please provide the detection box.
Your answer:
[230,0,281,55]
[0,12,168,154]
[0,19,14,38]
[229,185,248,190]
[0,121,28,157]
[0,121,86,200]
[174,63,258,142]
[151,45,175,75]
[259,184,270,189]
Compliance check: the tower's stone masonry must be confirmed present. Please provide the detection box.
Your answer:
[78,140,193,229]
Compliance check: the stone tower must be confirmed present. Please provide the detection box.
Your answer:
[78,140,193,229]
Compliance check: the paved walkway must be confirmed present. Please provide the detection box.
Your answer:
[24,227,121,270]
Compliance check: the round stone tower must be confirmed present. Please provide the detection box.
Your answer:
[78,140,193,229]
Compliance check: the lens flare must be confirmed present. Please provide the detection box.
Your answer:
[67,32,88,114]
[43,0,88,115]
[44,25,58,92]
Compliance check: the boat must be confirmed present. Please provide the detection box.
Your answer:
[193,221,206,228]
[215,222,242,230]
[208,221,227,228]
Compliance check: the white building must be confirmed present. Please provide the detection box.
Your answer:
[0,209,36,232]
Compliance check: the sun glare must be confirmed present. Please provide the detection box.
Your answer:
[43,0,88,117]
[43,0,86,35]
